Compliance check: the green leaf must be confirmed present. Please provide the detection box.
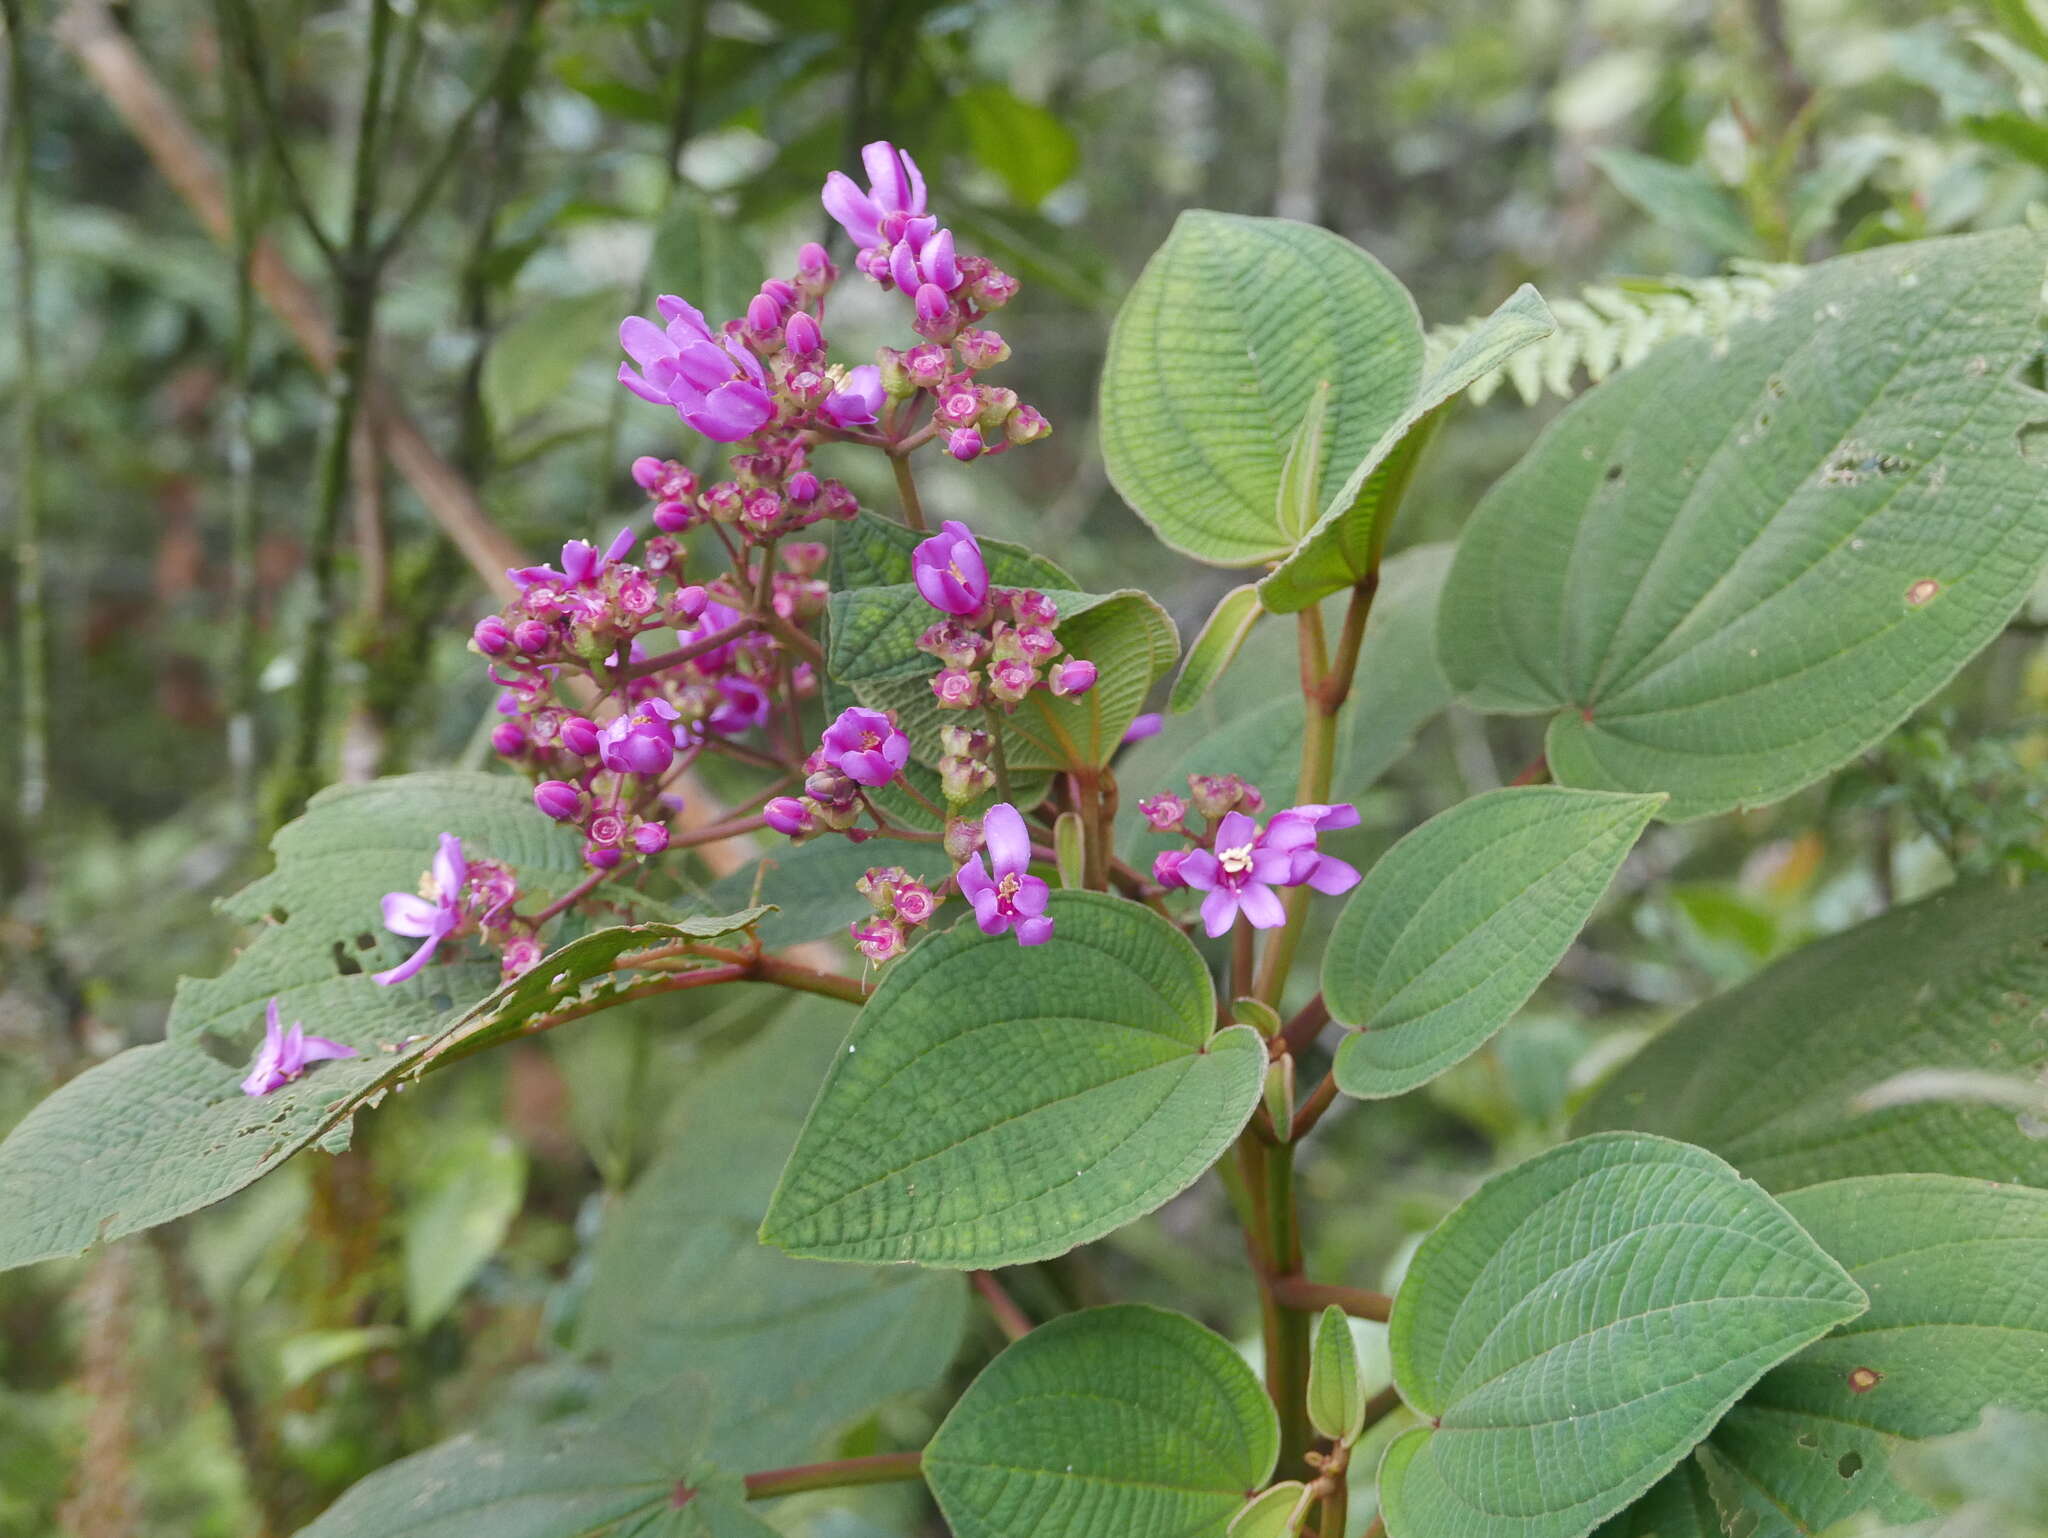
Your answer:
[707,838,955,950]
[760,892,1264,1267]
[1326,787,1659,1100]
[1964,112,2048,174]
[1575,875,2048,1192]
[483,287,624,430]
[579,1006,965,1470]
[1587,1461,1722,1538]
[828,582,1103,685]
[1274,381,1334,544]
[1378,1132,1867,1538]
[1687,1174,2048,1538]
[296,1372,775,1538]
[953,84,1080,204]
[404,1128,525,1331]
[0,773,583,1272]
[1170,584,1266,714]
[1260,285,1555,614]
[1230,1482,1312,1538]
[925,1304,1279,1538]
[1308,1305,1367,1445]
[1439,228,2048,821]
[648,186,763,334]
[1591,148,1762,257]
[1119,544,1454,867]
[1100,210,1425,566]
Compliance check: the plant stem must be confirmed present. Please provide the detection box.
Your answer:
[1290,1069,1340,1140]
[1509,752,1550,786]
[1319,1477,1349,1538]
[1270,1275,1393,1322]
[614,618,759,683]
[1280,992,1329,1056]
[5,0,47,834]
[734,1450,924,1502]
[890,448,928,531]
[969,1270,1034,1342]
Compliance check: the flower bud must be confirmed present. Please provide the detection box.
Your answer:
[937,385,982,427]
[976,386,1019,428]
[746,293,783,337]
[1050,659,1097,697]
[585,843,623,870]
[631,822,670,855]
[914,282,954,335]
[786,471,822,505]
[782,540,828,576]
[932,667,981,709]
[955,328,1010,370]
[742,488,783,527]
[795,241,836,295]
[903,344,949,390]
[939,724,992,759]
[500,935,545,979]
[1139,792,1188,833]
[821,480,860,520]
[783,311,823,357]
[534,780,583,821]
[672,584,710,623]
[764,796,815,837]
[943,816,983,865]
[760,278,798,308]
[1123,711,1164,744]
[588,812,626,847]
[805,767,858,809]
[653,500,697,533]
[630,456,667,492]
[560,716,600,757]
[701,481,744,521]
[850,916,906,963]
[1154,848,1191,888]
[473,615,512,656]
[971,265,1020,308]
[1005,404,1052,445]
[512,618,554,655]
[946,428,985,462]
[491,720,526,756]
[988,656,1037,703]
[940,752,995,803]
[1189,772,1259,819]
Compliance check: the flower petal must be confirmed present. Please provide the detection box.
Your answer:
[1305,855,1362,896]
[433,834,466,901]
[655,293,712,338]
[618,315,670,369]
[1200,888,1240,939]
[821,170,882,249]
[1176,849,1221,891]
[296,1033,359,1066]
[956,854,994,902]
[1011,874,1050,917]
[617,363,671,405]
[1239,882,1289,929]
[372,931,442,986]
[1015,915,1053,947]
[982,803,1031,877]
[1215,811,1257,850]
[380,892,443,938]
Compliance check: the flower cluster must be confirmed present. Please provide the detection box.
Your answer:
[478,529,824,868]
[1148,777,1363,938]
[850,864,944,963]
[823,142,1047,462]
[910,520,1095,710]
[765,706,915,839]
[373,832,541,983]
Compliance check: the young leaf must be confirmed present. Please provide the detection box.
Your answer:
[1100,211,1425,566]
[1378,1133,1867,1538]
[1689,1174,2048,1536]
[760,892,1264,1268]
[295,1371,774,1538]
[1260,285,1555,614]
[1230,1482,1313,1538]
[925,1304,1279,1538]
[1274,381,1333,543]
[1439,228,2048,821]
[1590,148,1763,257]
[1169,583,1266,714]
[1576,874,2048,1192]
[1053,811,1086,887]
[1307,1305,1367,1445]
[1325,787,1660,1100]
[579,1007,966,1470]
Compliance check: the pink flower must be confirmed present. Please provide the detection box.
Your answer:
[618,294,776,442]
[534,780,582,821]
[240,998,357,1096]
[706,674,771,736]
[851,915,907,963]
[374,833,467,985]
[822,141,928,252]
[599,698,681,776]
[1139,792,1187,833]
[1263,803,1363,895]
[956,802,1052,946]
[765,796,814,837]
[820,706,911,787]
[1050,659,1097,697]
[1176,811,1294,938]
[932,667,980,708]
[821,364,885,429]
[1154,849,1192,889]
[913,519,989,616]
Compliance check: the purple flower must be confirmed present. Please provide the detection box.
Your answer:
[375,833,467,985]
[534,780,582,821]
[822,141,928,252]
[240,998,357,1096]
[893,222,961,296]
[956,803,1052,946]
[707,674,771,736]
[912,519,989,616]
[509,529,636,594]
[821,364,884,429]
[1154,849,1192,889]
[764,796,814,837]
[1123,712,1163,745]
[599,698,681,777]
[618,294,776,443]
[851,916,907,963]
[1050,659,1097,697]
[1176,811,1293,938]
[820,706,910,787]
[678,598,747,671]
[1139,792,1187,832]
[946,428,985,462]
[1263,803,1363,895]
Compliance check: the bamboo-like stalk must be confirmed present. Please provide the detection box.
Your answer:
[5,0,48,834]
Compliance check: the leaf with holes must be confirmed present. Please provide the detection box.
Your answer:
[1686,1174,2048,1538]
[925,1304,1278,1538]
[760,892,1263,1267]
[1438,228,2048,820]
[1575,875,2048,1192]
[1377,1132,1866,1538]
[580,1006,966,1470]
[296,1372,774,1538]
[1261,285,1555,614]
[1326,787,1660,1100]
[1100,211,1425,566]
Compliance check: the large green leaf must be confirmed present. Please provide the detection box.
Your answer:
[296,1372,774,1538]
[1100,211,1425,566]
[1689,1174,2048,1537]
[1438,228,2048,821]
[0,774,762,1272]
[1326,787,1660,1100]
[1118,543,1454,866]
[1260,285,1555,614]
[1378,1132,1867,1538]
[760,892,1264,1267]
[1587,1462,1722,1538]
[1575,875,2048,1192]
[925,1304,1278,1538]
[579,1007,966,1470]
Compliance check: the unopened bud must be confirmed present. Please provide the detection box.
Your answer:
[491,720,526,756]
[946,428,985,462]
[944,816,983,865]
[534,780,583,821]
[473,615,512,656]
[784,311,823,357]
[560,716,600,757]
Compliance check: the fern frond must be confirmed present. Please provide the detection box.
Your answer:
[1426,260,1807,406]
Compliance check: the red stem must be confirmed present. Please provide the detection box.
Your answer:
[969,1270,1034,1342]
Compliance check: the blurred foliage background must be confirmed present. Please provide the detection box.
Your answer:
[7,0,2048,1532]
